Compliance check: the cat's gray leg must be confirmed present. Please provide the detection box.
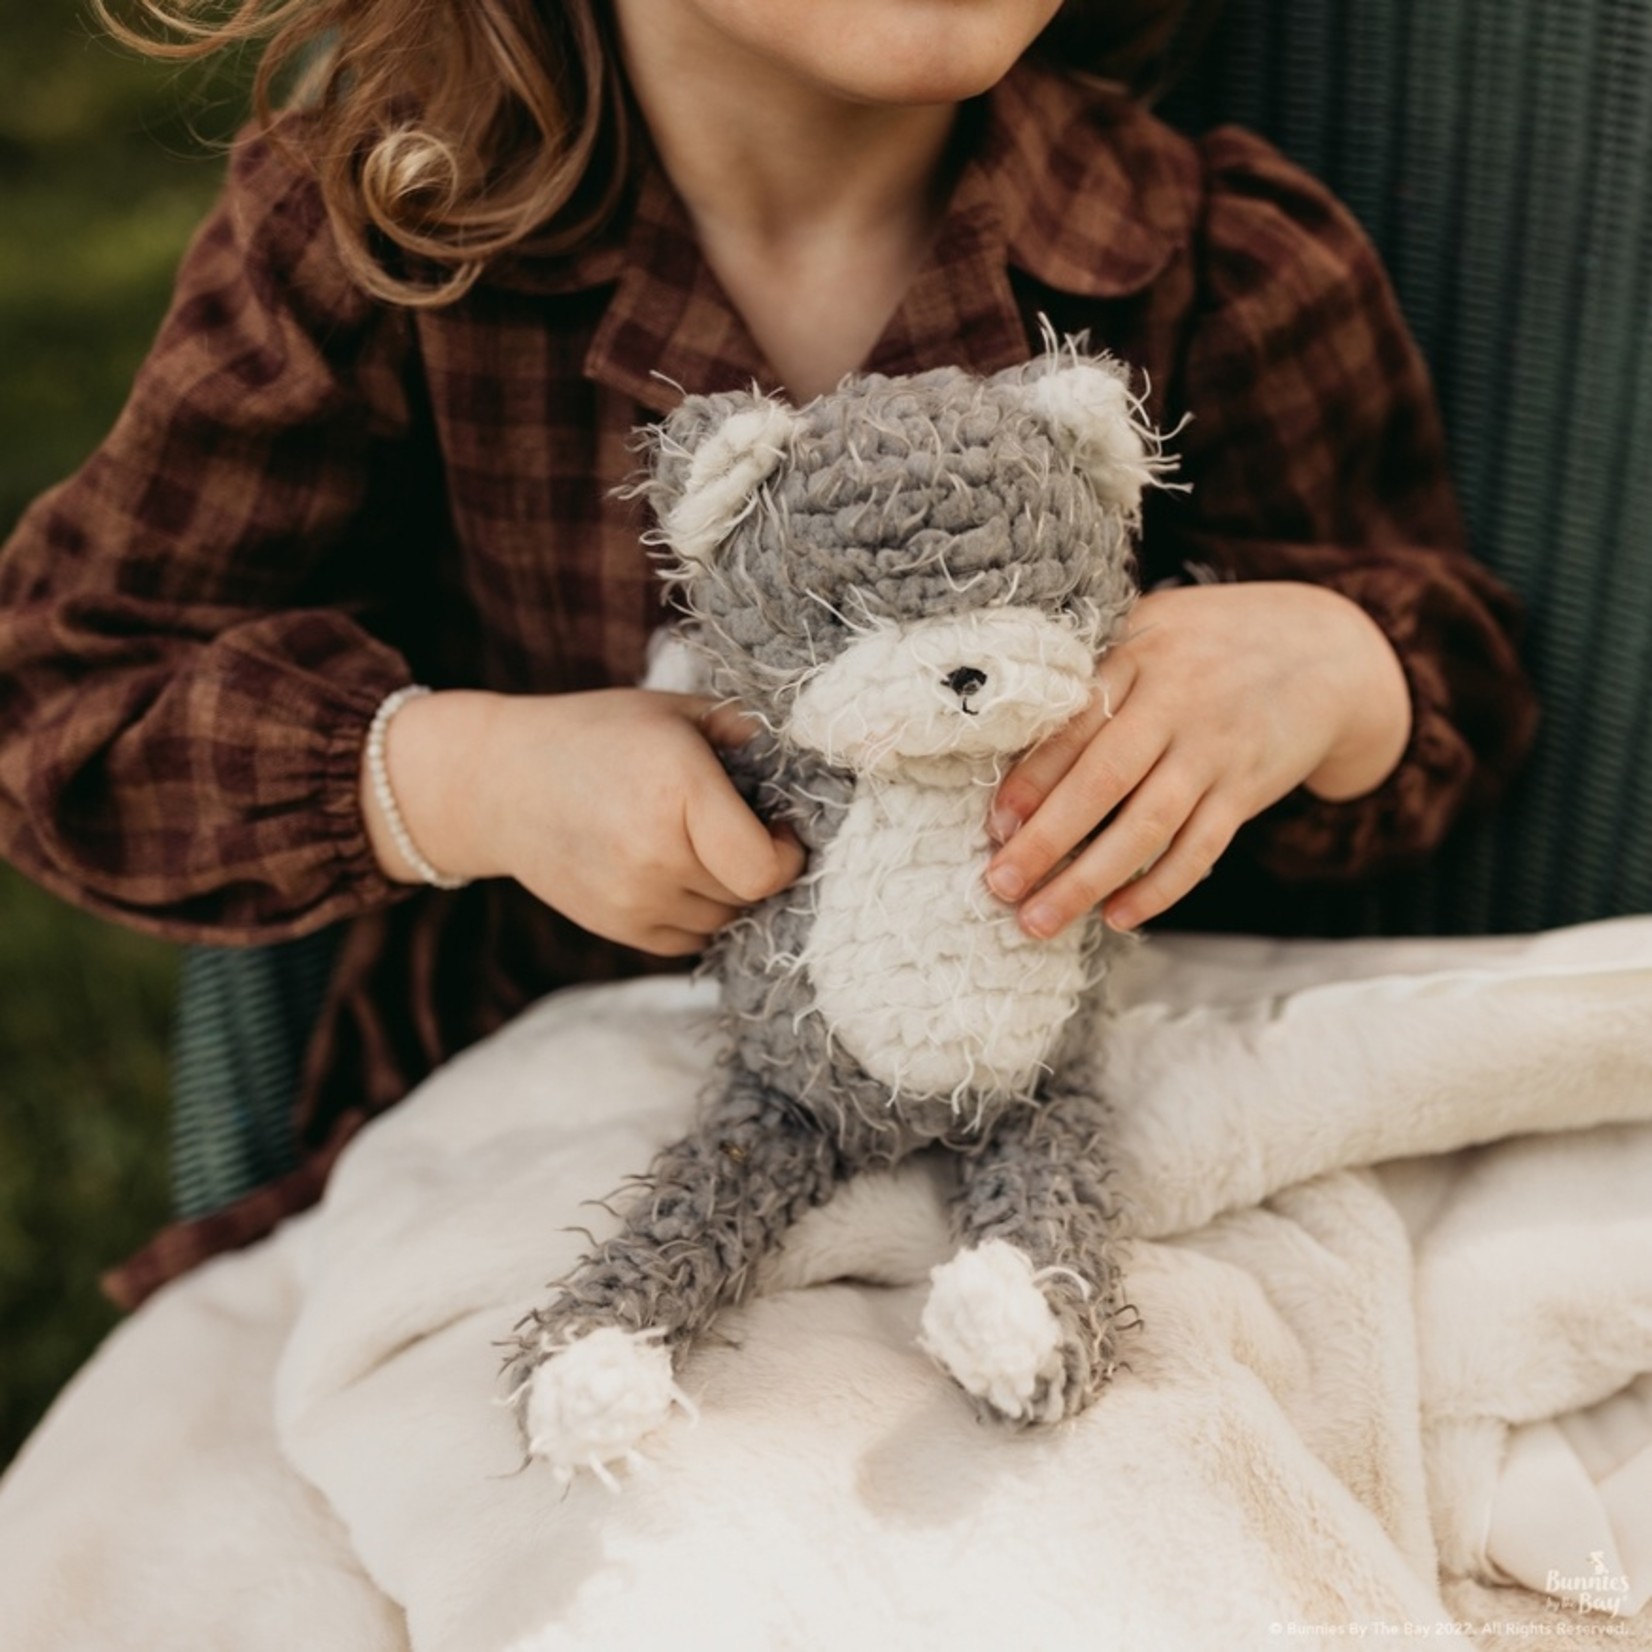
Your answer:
[502,1067,843,1483]
[920,1067,1134,1426]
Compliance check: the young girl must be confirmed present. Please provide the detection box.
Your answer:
[0,0,1536,1307]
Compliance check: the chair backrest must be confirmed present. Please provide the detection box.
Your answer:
[170,929,337,1219]
[1165,0,1652,934]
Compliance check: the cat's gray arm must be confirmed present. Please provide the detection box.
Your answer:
[718,727,853,856]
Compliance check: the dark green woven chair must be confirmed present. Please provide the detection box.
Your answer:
[170,0,1652,1224]
[170,925,338,1218]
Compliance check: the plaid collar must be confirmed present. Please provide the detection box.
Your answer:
[487,61,1186,413]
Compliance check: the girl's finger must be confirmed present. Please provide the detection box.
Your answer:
[989,654,1139,844]
[635,924,722,959]
[1014,763,1207,938]
[984,702,1164,906]
[684,768,807,904]
[651,690,764,751]
[1102,793,1241,932]
[665,889,744,934]
[694,697,766,750]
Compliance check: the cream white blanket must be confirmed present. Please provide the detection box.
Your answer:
[4,919,1652,1651]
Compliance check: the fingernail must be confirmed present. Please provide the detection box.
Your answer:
[986,864,1026,902]
[988,805,1021,844]
[1104,903,1137,933]
[1021,900,1058,937]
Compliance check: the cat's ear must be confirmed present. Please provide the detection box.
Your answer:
[643,390,801,571]
[1002,328,1179,520]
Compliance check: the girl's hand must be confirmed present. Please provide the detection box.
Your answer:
[367,687,805,956]
[983,582,1412,936]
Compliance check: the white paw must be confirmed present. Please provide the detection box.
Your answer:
[523,1327,695,1488]
[918,1241,1065,1422]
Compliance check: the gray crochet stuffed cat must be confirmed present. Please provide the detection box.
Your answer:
[502,340,1172,1485]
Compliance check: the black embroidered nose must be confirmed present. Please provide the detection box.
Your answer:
[944,666,988,701]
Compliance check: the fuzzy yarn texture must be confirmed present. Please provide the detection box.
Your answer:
[918,1240,1068,1420]
[519,1329,694,1489]
[505,342,1169,1476]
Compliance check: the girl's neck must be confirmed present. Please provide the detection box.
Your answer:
[612,1,966,400]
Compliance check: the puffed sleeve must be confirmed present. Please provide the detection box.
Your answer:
[1148,125,1539,881]
[0,122,425,941]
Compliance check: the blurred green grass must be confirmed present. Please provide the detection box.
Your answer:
[0,1,256,1466]
[0,867,176,1464]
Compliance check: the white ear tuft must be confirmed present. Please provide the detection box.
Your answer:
[662,400,800,566]
[1021,356,1176,519]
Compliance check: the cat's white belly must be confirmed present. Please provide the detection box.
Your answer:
[800,778,1090,1100]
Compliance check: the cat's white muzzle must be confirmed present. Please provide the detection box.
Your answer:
[787,608,1096,773]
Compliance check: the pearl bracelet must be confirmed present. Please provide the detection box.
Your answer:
[365,685,471,891]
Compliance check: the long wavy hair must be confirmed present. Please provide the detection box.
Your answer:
[93,0,1222,309]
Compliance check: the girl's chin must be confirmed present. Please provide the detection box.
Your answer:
[699,0,1063,108]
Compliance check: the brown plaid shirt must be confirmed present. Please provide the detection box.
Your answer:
[0,61,1535,1307]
